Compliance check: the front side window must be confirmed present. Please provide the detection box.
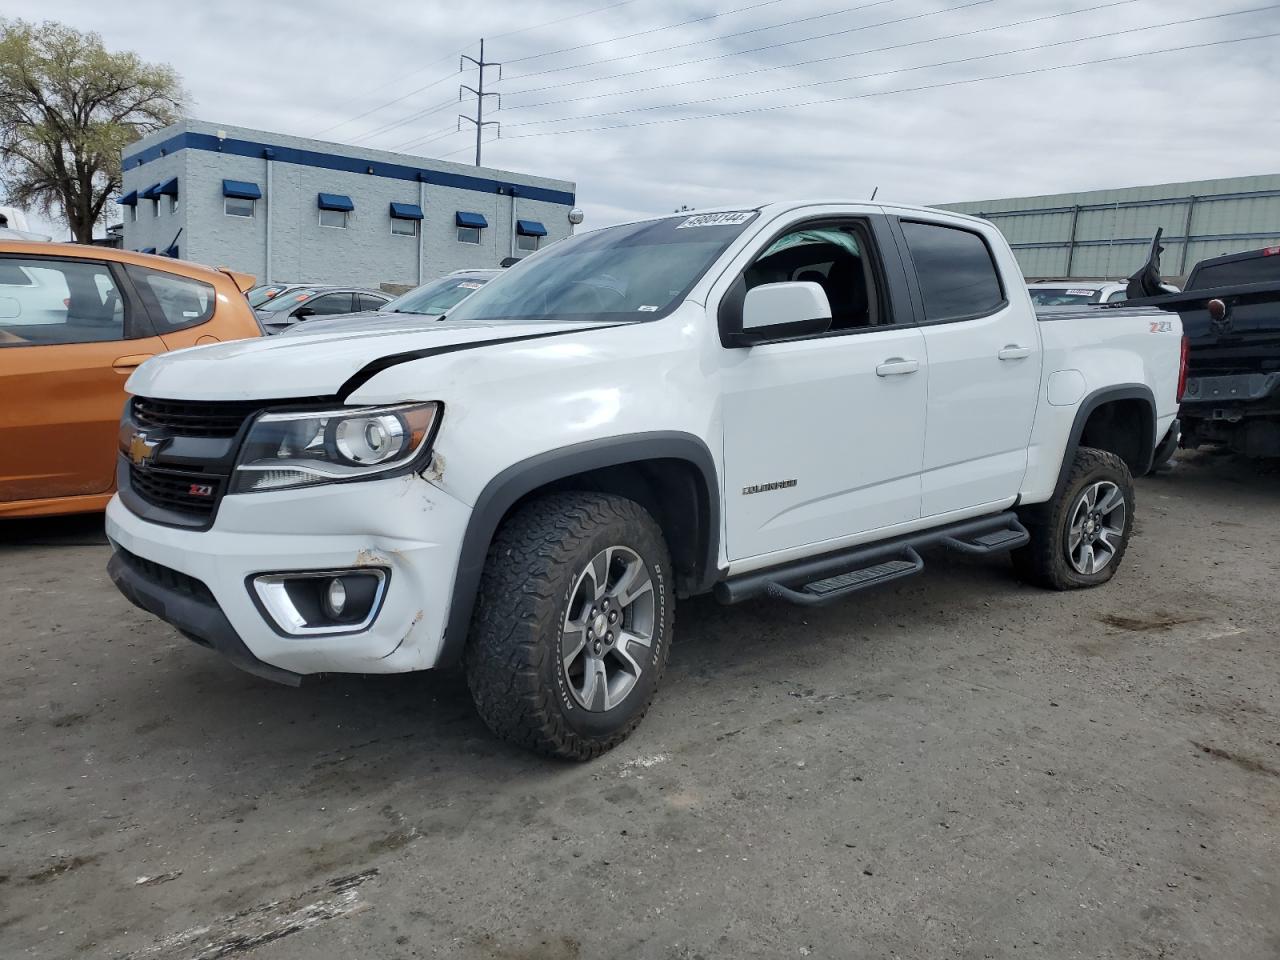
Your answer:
[516,233,540,253]
[128,266,215,332]
[392,217,417,237]
[457,226,481,244]
[1106,289,1129,303]
[357,293,389,311]
[742,222,889,331]
[0,257,125,346]
[445,212,759,326]
[319,208,348,229]
[298,293,354,317]
[225,196,255,218]
[900,220,1005,322]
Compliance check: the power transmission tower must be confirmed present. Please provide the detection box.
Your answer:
[459,39,501,167]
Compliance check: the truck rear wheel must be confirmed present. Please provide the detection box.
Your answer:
[1012,447,1135,590]
[465,492,673,760]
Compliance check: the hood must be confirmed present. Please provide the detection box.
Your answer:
[126,317,616,401]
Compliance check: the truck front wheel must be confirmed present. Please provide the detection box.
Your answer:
[1013,447,1135,590]
[465,492,673,760]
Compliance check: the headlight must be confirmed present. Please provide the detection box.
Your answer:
[230,402,440,494]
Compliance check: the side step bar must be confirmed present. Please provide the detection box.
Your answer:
[715,512,1029,607]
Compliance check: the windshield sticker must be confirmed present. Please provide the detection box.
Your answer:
[676,211,755,229]
[637,305,659,312]
[457,282,483,289]
[1067,289,1096,297]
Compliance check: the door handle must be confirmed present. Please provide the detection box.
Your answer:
[998,345,1032,361]
[876,357,920,377]
[112,354,154,373]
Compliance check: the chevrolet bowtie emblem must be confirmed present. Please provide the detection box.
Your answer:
[129,432,161,466]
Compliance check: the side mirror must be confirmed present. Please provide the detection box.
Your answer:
[728,281,831,345]
[291,306,315,320]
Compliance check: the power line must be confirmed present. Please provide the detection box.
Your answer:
[318,65,462,139]
[502,1,1272,129]
[485,31,1277,143]
[503,0,788,65]
[487,0,645,41]
[498,0,995,98]
[501,0,909,85]
[505,0,1147,113]
[352,94,460,144]
[306,47,465,136]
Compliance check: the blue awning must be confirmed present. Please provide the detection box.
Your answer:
[116,191,138,206]
[141,183,161,200]
[455,211,488,229]
[516,219,548,237]
[156,177,178,196]
[318,193,354,211]
[222,179,262,200]
[389,202,424,220]
[140,247,157,254]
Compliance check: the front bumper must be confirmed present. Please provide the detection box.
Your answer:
[105,473,472,680]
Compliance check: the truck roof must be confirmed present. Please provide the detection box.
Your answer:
[590,200,991,233]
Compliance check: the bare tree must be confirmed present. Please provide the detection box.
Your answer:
[0,19,183,242]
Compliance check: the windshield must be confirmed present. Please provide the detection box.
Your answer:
[1028,287,1102,305]
[246,284,293,307]
[444,211,759,324]
[387,275,492,315]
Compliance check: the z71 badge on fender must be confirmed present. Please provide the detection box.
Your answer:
[742,479,798,496]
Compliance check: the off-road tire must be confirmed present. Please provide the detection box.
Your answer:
[465,492,673,760]
[1012,447,1135,590]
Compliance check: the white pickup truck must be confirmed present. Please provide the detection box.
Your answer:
[106,201,1184,759]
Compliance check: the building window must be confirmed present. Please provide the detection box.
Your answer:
[152,200,160,218]
[169,194,179,215]
[128,205,137,223]
[392,217,417,237]
[319,208,348,229]
[457,226,481,244]
[516,233,539,253]
[225,196,255,218]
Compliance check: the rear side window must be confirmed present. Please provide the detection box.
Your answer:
[0,257,125,346]
[129,266,215,332]
[901,221,1005,322]
[358,293,388,311]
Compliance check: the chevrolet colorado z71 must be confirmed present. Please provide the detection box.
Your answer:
[105,202,1184,759]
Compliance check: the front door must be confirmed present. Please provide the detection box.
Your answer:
[720,218,928,561]
[0,255,163,502]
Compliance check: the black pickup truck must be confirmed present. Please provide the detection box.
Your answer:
[1125,238,1280,459]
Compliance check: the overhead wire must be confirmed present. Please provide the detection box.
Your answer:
[501,2,1274,129]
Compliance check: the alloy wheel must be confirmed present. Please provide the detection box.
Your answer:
[1066,480,1126,575]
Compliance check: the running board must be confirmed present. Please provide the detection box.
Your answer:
[715,512,1030,607]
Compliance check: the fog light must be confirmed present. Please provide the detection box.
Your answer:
[325,578,347,617]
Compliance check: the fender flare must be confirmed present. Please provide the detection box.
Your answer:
[438,431,721,667]
[1053,384,1156,498]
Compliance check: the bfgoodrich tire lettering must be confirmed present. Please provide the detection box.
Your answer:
[465,492,673,760]
[1013,446,1135,591]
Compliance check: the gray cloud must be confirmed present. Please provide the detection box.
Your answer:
[11,0,1279,239]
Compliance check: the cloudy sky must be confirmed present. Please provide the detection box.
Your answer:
[10,0,1279,238]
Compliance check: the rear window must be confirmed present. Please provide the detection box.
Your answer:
[0,257,125,346]
[1188,251,1280,289]
[129,266,215,332]
[901,221,1006,322]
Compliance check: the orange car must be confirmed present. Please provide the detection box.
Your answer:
[0,243,261,518]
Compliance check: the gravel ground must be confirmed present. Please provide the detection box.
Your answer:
[2,450,1277,960]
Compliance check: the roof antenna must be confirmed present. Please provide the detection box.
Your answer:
[869,186,879,201]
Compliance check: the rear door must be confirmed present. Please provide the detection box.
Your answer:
[894,218,1042,517]
[720,215,928,560]
[0,255,164,502]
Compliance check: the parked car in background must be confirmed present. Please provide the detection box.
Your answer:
[245,282,306,309]
[0,243,261,518]
[106,201,1183,758]
[383,269,499,317]
[1136,244,1280,458]
[254,285,392,334]
[1028,281,1132,305]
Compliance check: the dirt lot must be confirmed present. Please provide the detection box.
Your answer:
[2,451,1278,960]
